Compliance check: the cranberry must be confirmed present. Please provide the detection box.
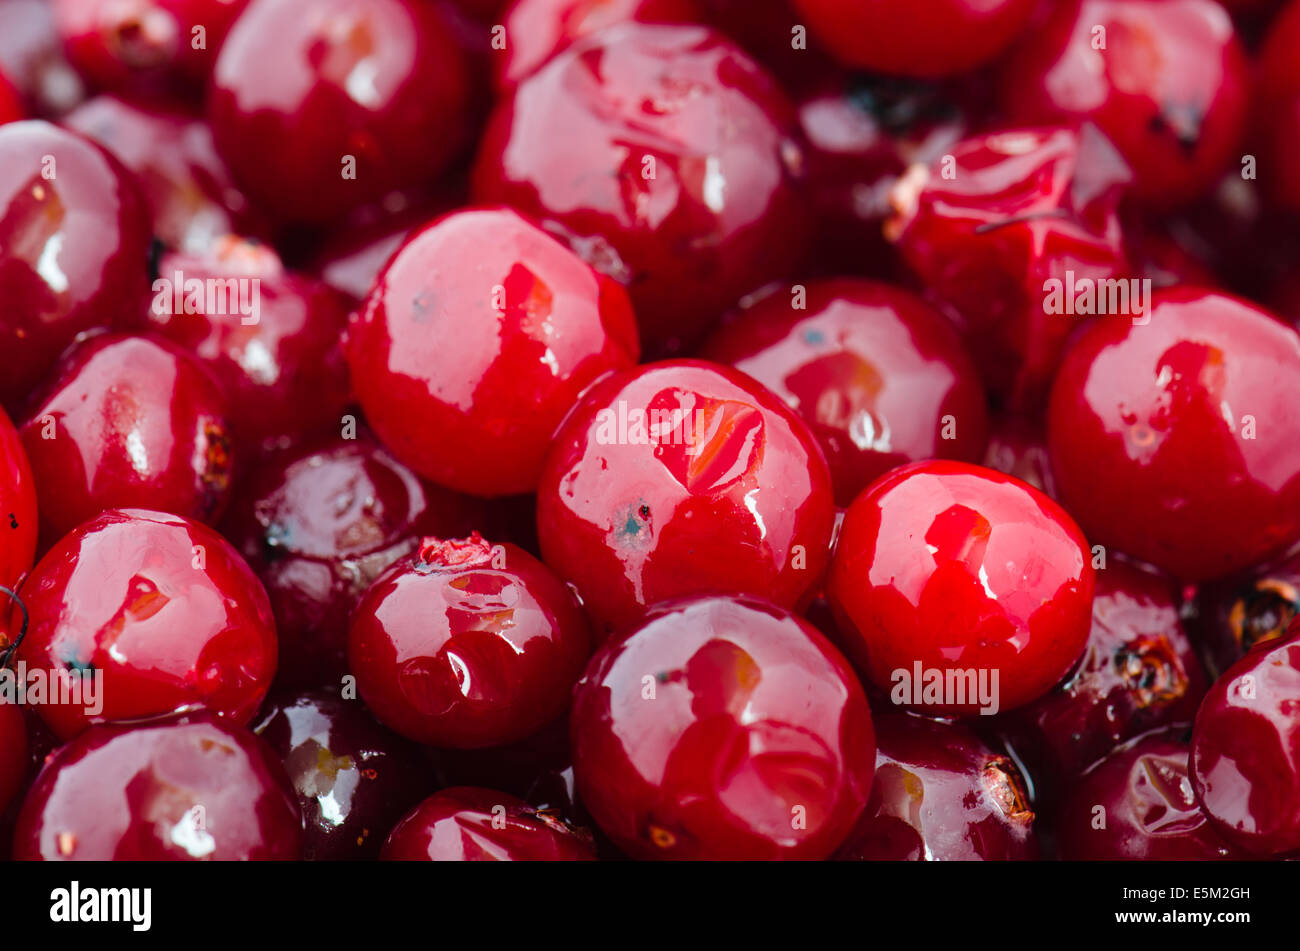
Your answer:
[536,359,835,636]
[1190,624,1300,857]
[13,714,301,860]
[1000,0,1249,208]
[0,120,150,410]
[251,689,435,860]
[0,0,86,116]
[887,125,1131,410]
[0,71,22,124]
[1253,0,1300,214]
[0,700,26,815]
[701,278,989,506]
[345,207,640,497]
[1048,286,1300,583]
[18,333,233,550]
[1058,733,1244,860]
[208,0,471,224]
[981,416,1056,499]
[791,0,1035,77]
[472,22,809,353]
[15,508,276,741]
[381,786,595,861]
[835,713,1038,861]
[349,533,592,748]
[1196,547,1300,678]
[0,406,36,591]
[827,461,1095,716]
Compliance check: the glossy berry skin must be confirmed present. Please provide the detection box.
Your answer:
[223,436,482,691]
[381,786,595,861]
[251,690,435,860]
[536,360,835,637]
[887,126,1131,411]
[1190,625,1300,857]
[1255,1,1300,214]
[13,714,301,860]
[835,714,1038,861]
[0,701,27,815]
[16,509,276,741]
[827,461,1095,716]
[346,207,640,497]
[208,0,471,224]
[571,596,874,860]
[1000,0,1249,208]
[349,534,592,748]
[0,73,23,125]
[0,405,37,591]
[791,0,1035,78]
[0,120,150,410]
[1058,734,1244,861]
[1048,287,1300,583]
[701,279,989,507]
[473,23,809,353]
[1196,547,1300,679]
[19,333,234,551]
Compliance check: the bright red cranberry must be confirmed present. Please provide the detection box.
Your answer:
[473,23,809,353]
[345,207,640,497]
[1190,624,1300,856]
[981,416,1057,500]
[1058,733,1245,860]
[834,713,1038,861]
[791,0,1035,77]
[0,700,26,815]
[13,714,301,860]
[1253,0,1300,213]
[0,0,87,116]
[15,508,276,741]
[1048,286,1300,583]
[349,533,592,748]
[887,125,1132,410]
[381,786,595,861]
[19,333,234,550]
[251,689,435,860]
[1196,547,1300,678]
[0,72,22,124]
[701,279,988,507]
[208,0,471,224]
[1001,0,1249,208]
[536,359,835,636]
[0,406,37,592]
[223,435,483,691]
[827,461,1095,716]
[0,120,150,410]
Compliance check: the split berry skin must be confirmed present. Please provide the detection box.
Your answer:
[19,333,235,551]
[791,0,1036,78]
[999,0,1250,209]
[834,714,1038,862]
[472,22,810,354]
[345,207,640,498]
[381,786,596,861]
[826,461,1096,717]
[0,405,37,591]
[0,120,151,410]
[208,0,471,225]
[15,508,277,741]
[1047,286,1300,583]
[348,533,592,749]
[0,701,27,815]
[700,278,989,507]
[570,596,874,861]
[535,360,836,637]
[12,714,302,861]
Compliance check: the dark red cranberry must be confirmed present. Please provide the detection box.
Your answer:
[251,689,435,860]
[349,533,592,748]
[536,359,835,636]
[887,125,1132,410]
[0,406,37,591]
[0,0,86,116]
[1047,286,1300,583]
[0,700,26,814]
[827,461,1095,716]
[701,278,989,506]
[381,786,595,861]
[1000,0,1249,208]
[0,120,150,410]
[1255,1,1300,213]
[12,714,301,860]
[19,333,234,550]
[15,508,276,741]
[835,713,1038,861]
[0,72,22,124]
[473,23,810,353]
[696,0,833,93]
[1196,547,1300,678]
[1058,733,1245,860]
[222,435,483,691]
[345,207,640,497]
[980,416,1057,499]
[208,0,471,224]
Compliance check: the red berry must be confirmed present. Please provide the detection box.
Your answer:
[0,0,86,116]
[0,71,23,124]
[980,415,1056,499]
[0,405,37,592]
[0,699,27,815]
[1255,0,1300,213]
[1196,548,1300,678]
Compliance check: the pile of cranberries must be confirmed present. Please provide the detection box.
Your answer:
[1,0,1299,864]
